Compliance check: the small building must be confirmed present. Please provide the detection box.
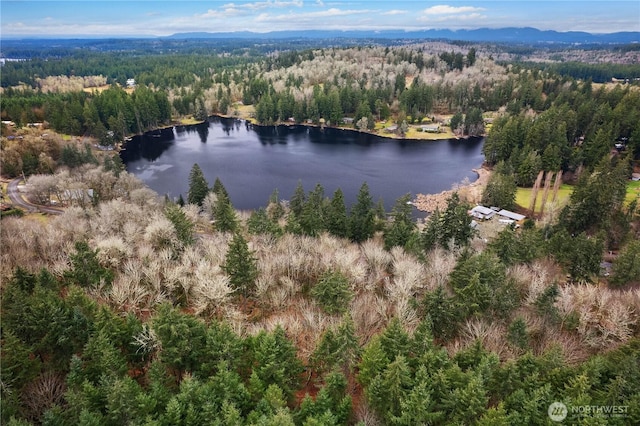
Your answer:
[497,209,526,223]
[384,124,398,133]
[60,189,94,206]
[421,124,440,133]
[342,117,354,124]
[469,205,496,220]
[126,78,136,88]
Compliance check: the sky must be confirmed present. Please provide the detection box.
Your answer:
[1,1,639,38]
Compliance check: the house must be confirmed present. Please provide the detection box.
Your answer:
[496,209,526,224]
[60,189,95,206]
[421,124,440,133]
[126,78,136,88]
[384,124,398,133]
[342,117,354,125]
[469,205,496,220]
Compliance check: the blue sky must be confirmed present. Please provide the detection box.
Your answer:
[1,1,639,37]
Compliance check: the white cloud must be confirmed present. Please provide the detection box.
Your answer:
[382,10,407,16]
[422,5,485,15]
[222,1,303,11]
[416,4,486,26]
[199,5,247,19]
[255,7,368,23]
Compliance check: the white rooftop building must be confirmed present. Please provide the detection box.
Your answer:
[469,205,496,220]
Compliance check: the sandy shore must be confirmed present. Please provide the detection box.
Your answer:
[413,166,491,212]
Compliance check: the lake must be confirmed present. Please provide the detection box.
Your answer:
[121,116,485,211]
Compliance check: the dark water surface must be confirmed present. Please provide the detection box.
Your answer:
[121,116,484,210]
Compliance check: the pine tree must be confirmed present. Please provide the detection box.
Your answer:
[299,183,326,236]
[212,177,229,200]
[311,271,353,315]
[187,163,208,206]
[481,172,517,210]
[349,182,375,243]
[289,180,306,218]
[223,233,258,297]
[213,191,238,233]
[438,192,474,249]
[247,208,282,237]
[65,241,114,289]
[610,240,640,287]
[164,204,195,247]
[383,193,418,251]
[326,188,349,238]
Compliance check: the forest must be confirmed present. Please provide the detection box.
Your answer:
[1,37,640,425]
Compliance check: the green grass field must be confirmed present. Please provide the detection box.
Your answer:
[515,184,574,211]
[626,180,640,205]
[516,180,640,211]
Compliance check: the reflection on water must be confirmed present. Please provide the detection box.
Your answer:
[121,116,484,211]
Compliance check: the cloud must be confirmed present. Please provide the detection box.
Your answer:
[255,7,368,23]
[199,6,245,19]
[199,1,303,19]
[417,4,486,26]
[422,5,485,16]
[222,1,303,11]
[382,10,407,16]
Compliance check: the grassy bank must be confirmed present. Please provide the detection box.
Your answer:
[516,180,640,211]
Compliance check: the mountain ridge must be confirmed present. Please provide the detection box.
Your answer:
[164,27,640,44]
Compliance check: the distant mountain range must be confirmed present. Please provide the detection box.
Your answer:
[165,27,640,44]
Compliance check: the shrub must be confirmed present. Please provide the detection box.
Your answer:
[311,271,353,315]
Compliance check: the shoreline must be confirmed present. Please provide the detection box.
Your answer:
[123,113,485,147]
[413,166,491,213]
[239,116,485,143]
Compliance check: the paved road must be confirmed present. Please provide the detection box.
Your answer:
[6,178,63,215]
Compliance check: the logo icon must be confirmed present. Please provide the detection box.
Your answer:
[548,402,568,422]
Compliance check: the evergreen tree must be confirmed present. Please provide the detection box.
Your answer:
[247,208,282,237]
[187,163,208,206]
[248,327,303,403]
[267,189,285,221]
[366,355,412,420]
[213,191,239,233]
[549,230,604,282]
[507,317,529,352]
[560,155,629,235]
[379,318,411,362]
[425,192,475,250]
[610,240,640,287]
[311,316,360,375]
[151,304,207,379]
[390,366,444,425]
[481,171,517,210]
[358,336,390,388]
[65,241,114,289]
[299,183,326,236]
[164,204,195,247]
[422,286,459,340]
[383,193,418,251]
[289,180,306,218]
[349,182,375,243]
[450,111,464,134]
[311,271,353,315]
[212,177,230,200]
[223,233,258,298]
[326,188,349,238]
